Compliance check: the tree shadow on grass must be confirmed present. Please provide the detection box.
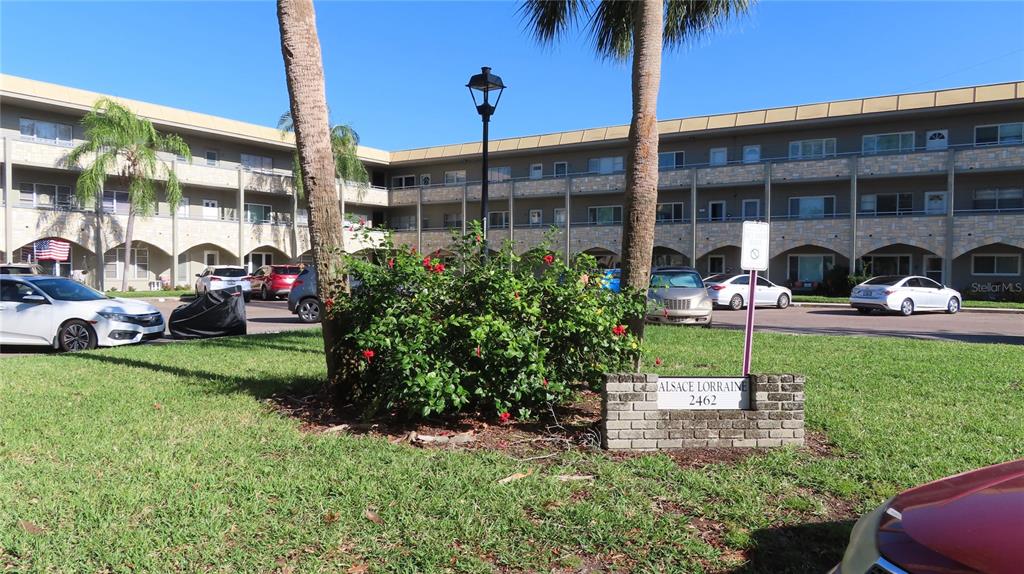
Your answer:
[728,519,853,574]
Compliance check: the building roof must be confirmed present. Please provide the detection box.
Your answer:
[388,81,1024,164]
[3,74,1022,168]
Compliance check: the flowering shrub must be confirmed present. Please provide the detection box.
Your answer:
[324,223,644,419]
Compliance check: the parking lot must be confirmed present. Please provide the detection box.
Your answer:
[147,297,317,335]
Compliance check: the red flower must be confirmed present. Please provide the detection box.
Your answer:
[324,297,334,310]
[542,378,549,387]
[612,324,627,337]
[475,345,481,357]
[432,263,445,273]
[654,358,663,367]
[514,291,519,299]
[387,258,395,269]
[498,412,511,423]
[543,254,554,265]
[422,256,432,268]
[475,235,482,244]
[362,349,375,363]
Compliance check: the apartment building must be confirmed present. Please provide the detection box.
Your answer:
[2,74,1022,294]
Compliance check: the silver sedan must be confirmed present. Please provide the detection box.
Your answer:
[849,275,962,316]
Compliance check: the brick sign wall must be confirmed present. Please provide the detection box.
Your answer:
[601,373,805,450]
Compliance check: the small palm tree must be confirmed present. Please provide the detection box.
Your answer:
[278,111,368,199]
[65,98,191,291]
[521,0,750,341]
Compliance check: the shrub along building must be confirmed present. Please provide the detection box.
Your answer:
[2,75,1023,296]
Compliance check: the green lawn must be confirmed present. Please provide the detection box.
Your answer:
[105,289,193,299]
[2,328,1022,573]
[792,294,1024,309]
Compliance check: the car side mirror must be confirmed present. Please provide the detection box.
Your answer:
[22,294,47,304]
[195,273,202,277]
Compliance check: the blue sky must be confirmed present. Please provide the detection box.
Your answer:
[2,1,1022,151]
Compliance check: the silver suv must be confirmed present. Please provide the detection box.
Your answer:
[287,267,321,323]
[646,267,714,327]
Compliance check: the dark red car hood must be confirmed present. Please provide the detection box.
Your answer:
[884,459,1024,574]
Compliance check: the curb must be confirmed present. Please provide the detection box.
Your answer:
[792,301,1024,315]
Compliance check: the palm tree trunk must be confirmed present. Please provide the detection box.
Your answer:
[121,206,136,292]
[277,0,347,392]
[620,0,663,343]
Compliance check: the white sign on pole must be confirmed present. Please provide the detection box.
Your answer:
[740,221,770,271]
[657,377,750,410]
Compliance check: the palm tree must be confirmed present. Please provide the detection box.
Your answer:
[521,0,750,340]
[277,0,348,387]
[65,98,191,292]
[277,111,368,199]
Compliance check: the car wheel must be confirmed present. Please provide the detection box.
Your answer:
[261,285,270,301]
[900,298,914,316]
[297,298,322,323]
[729,294,744,310]
[777,293,790,309]
[57,320,96,352]
[946,297,960,314]
[856,308,872,315]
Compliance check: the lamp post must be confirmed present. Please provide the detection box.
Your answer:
[466,66,505,259]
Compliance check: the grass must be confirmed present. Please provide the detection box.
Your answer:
[105,289,192,299]
[2,328,1023,573]
[792,294,1024,309]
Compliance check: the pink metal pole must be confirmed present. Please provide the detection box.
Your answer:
[742,269,757,375]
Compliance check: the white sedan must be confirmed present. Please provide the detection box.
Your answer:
[705,273,792,310]
[0,275,165,351]
[850,275,962,316]
[195,265,252,302]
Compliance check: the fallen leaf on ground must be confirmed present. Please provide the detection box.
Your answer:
[347,564,368,574]
[18,520,46,535]
[555,474,595,482]
[323,424,350,434]
[323,511,340,524]
[363,508,383,525]
[152,403,162,410]
[497,468,534,484]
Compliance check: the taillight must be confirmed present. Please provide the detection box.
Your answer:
[710,285,726,291]
[211,276,222,281]
[884,289,895,295]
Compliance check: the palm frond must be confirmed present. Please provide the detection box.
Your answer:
[165,168,183,212]
[589,0,635,60]
[277,110,294,136]
[331,124,368,184]
[518,0,589,45]
[664,0,751,49]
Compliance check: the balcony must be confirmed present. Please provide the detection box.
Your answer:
[571,173,625,195]
[342,183,389,206]
[698,163,764,186]
[390,187,419,206]
[515,177,570,198]
[954,145,1024,172]
[858,150,948,177]
[467,181,512,201]
[242,169,293,194]
[771,157,850,182]
[658,168,694,188]
[8,137,74,170]
[769,217,851,255]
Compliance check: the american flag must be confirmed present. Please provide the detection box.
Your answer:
[33,239,71,261]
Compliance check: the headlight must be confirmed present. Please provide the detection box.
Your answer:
[697,299,712,310]
[98,312,133,322]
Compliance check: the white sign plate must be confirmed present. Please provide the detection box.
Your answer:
[657,377,750,410]
[740,221,770,271]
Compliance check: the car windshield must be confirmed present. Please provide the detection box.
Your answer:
[704,274,733,284]
[32,278,108,301]
[272,266,301,275]
[864,276,904,286]
[213,268,248,278]
[651,271,704,289]
[1,266,35,275]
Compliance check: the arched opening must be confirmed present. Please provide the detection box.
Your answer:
[696,245,740,278]
[14,238,96,283]
[859,243,942,282]
[770,244,850,295]
[245,245,291,274]
[652,246,690,269]
[103,241,173,291]
[578,248,619,269]
[178,243,238,288]
[952,242,1023,297]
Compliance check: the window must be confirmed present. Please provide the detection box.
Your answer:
[17,183,74,209]
[420,174,431,186]
[742,199,760,220]
[528,209,543,226]
[104,247,149,280]
[588,206,622,225]
[553,208,567,226]
[862,255,910,276]
[924,192,947,215]
[205,150,218,166]
[863,132,915,154]
[530,164,543,180]
[655,202,684,223]
[244,203,272,223]
[444,170,466,184]
[788,196,835,219]
[707,201,726,222]
[658,151,685,170]
[177,197,190,217]
[924,256,944,283]
[975,123,1024,146]
[241,153,274,173]
[488,211,509,229]
[788,138,836,159]
[973,188,1024,211]
[202,199,219,220]
[709,147,728,166]
[742,145,760,164]
[925,130,948,150]
[860,193,912,215]
[972,254,1021,276]
[488,166,511,182]
[553,162,568,178]
[707,255,725,275]
[787,254,835,283]
[393,175,416,188]
[588,156,623,174]
[391,215,416,230]
[19,118,73,144]
[103,190,130,215]
[443,213,462,228]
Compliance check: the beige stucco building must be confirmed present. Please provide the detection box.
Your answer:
[2,74,1022,295]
